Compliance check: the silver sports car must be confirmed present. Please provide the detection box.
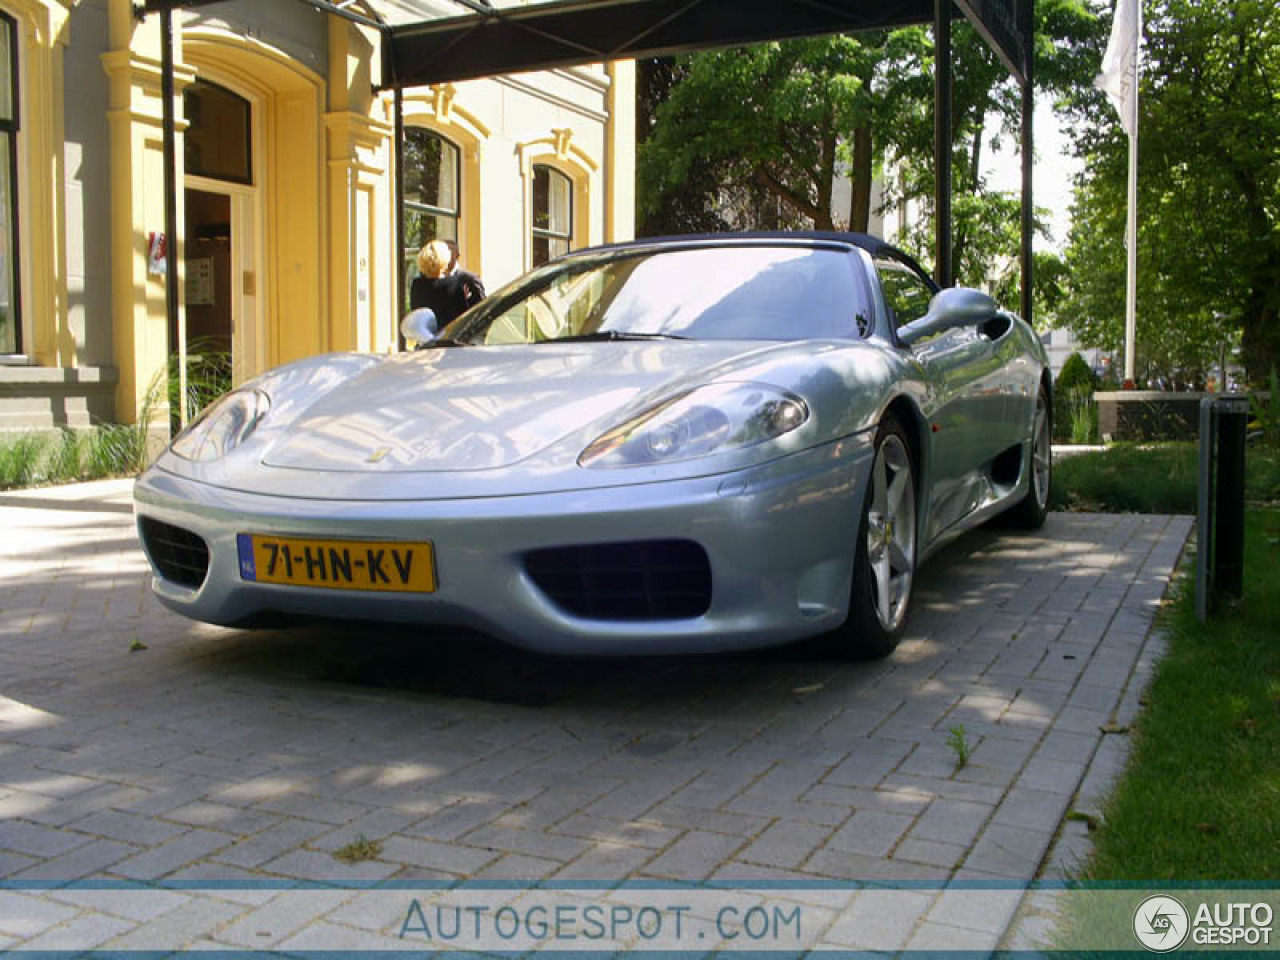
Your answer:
[134,233,1051,657]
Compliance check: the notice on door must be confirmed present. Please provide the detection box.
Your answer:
[186,257,215,306]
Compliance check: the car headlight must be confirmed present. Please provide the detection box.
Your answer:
[170,389,271,462]
[579,382,809,468]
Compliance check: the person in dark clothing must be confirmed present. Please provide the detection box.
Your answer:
[409,240,485,329]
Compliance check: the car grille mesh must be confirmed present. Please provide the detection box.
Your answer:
[525,540,712,621]
[139,517,210,589]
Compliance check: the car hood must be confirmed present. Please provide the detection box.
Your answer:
[259,341,784,473]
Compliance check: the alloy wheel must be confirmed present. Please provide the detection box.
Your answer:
[866,433,916,632]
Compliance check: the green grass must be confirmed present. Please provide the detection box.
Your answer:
[0,346,232,492]
[1050,442,1280,514]
[1081,508,1280,880]
[0,425,152,490]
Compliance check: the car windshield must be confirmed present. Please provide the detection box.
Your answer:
[445,244,869,345]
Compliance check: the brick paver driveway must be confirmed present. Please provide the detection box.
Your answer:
[0,479,1190,951]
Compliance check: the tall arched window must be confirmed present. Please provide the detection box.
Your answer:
[531,164,572,267]
[403,129,460,284]
[0,12,20,355]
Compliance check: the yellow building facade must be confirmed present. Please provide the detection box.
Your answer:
[0,0,634,429]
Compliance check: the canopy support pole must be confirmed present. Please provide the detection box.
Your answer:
[1020,56,1034,326]
[160,6,184,427]
[933,0,952,288]
[394,84,406,351]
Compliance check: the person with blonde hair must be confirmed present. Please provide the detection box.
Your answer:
[409,238,485,330]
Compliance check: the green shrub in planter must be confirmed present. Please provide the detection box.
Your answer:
[1055,352,1097,442]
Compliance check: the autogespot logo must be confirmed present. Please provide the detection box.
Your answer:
[1134,895,1191,952]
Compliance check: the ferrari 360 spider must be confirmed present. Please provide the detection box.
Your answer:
[134,233,1051,657]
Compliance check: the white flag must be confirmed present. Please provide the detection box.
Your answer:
[1094,0,1140,137]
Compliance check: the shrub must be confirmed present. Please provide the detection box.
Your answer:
[1054,352,1097,442]
[1250,367,1279,448]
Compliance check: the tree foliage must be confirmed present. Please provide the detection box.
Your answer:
[638,33,926,236]
[637,1,1097,307]
[1059,0,1279,382]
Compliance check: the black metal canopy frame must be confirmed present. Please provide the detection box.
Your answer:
[139,0,1035,361]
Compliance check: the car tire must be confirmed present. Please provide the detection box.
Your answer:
[828,415,917,660]
[1004,384,1051,529]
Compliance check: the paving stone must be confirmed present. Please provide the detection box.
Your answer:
[552,812,681,849]
[257,846,401,881]
[276,919,409,951]
[111,829,236,880]
[13,837,138,880]
[70,809,188,847]
[642,830,744,880]
[0,818,93,857]
[822,890,934,950]
[553,841,655,878]
[306,808,423,853]
[162,800,284,835]
[256,792,372,825]
[16,910,136,951]
[405,799,507,842]
[214,890,353,948]
[907,920,999,952]
[892,837,968,869]
[473,853,563,880]
[907,799,995,847]
[0,891,80,938]
[46,887,191,924]
[736,820,831,869]
[1016,754,1090,796]
[642,803,771,837]
[991,787,1073,833]
[378,835,499,875]
[802,783,930,815]
[461,824,594,863]
[961,824,1050,878]
[102,896,248,950]
[825,810,916,858]
[927,887,1026,934]
[211,818,329,869]
[724,791,849,827]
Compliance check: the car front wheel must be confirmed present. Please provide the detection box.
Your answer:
[831,416,917,659]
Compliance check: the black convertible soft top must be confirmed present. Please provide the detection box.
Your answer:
[570,231,938,293]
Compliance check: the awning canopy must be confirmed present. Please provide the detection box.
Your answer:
[143,0,1032,89]
[381,0,1033,88]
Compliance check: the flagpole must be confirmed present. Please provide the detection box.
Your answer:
[1122,0,1140,386]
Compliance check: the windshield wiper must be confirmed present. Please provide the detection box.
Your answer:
[545,331,690,343]
[415,337,472,349]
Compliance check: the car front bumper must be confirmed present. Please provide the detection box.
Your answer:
[133,434,874,655]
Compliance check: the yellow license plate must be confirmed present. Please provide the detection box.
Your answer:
[236,534,436,593]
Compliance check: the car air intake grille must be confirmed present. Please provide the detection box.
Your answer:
[139,517,210,589]
[525,540,712,621]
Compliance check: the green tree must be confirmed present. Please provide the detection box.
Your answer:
[637,2,1097,299]
[639,34,921,234]
[883,0,1097,288]
[1059,0,1278,382]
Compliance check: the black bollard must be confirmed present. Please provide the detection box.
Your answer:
[1213,396,1249,599]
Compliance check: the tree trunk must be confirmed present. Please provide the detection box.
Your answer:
[816,124,837,231]
[848,123,873,233]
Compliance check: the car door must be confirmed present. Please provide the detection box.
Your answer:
[877,260,1006,542]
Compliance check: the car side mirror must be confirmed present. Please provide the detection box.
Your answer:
[401,308,438,346]
[898,287,998,347]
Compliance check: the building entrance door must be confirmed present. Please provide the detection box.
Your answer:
[181,78,262,394]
